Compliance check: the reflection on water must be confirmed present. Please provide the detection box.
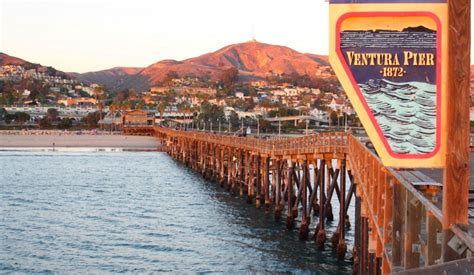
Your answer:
[0,151,352,273]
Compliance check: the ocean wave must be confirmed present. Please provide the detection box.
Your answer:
[358,79,437,154]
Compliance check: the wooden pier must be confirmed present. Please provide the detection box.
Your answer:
[126,126,474,274]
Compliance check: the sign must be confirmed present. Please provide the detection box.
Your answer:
[329,0,448,167]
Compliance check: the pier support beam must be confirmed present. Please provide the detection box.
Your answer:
[442,0,471,263]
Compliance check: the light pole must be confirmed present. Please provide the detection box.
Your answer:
[277,115,281,137]
[344,109,348,132]
[228,118,231,133]
[241,118,244,134]
[210,121,213,132]
[218,119,221,133]
[306,119,309,135]
[257,118,260,136]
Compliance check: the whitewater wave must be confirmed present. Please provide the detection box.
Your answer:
[358,79,437,154]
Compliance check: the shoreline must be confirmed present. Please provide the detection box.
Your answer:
[0,147,160,152]
[0,131,160,150]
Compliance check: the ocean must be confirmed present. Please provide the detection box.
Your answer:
[0,151,353,273]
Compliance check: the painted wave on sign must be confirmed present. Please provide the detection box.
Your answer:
[358,79,436,154]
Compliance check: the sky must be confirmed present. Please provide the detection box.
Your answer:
[0,0,472,73]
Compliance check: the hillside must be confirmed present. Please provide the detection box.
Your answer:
[75,41,332,92]
[0,52,28,66]
[70,67,143,92]
[0,52,70,79]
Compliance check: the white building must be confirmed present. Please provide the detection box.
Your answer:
[235,92,244,99]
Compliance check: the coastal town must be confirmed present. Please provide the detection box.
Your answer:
[2,49,474,135]
[0,57,359,134]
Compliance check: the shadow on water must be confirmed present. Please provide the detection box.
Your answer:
[171,157,353,274]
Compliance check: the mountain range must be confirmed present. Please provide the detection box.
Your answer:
[3,42,472,95]
[2,41,330,92]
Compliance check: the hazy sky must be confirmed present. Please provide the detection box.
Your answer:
[1,0,472,73]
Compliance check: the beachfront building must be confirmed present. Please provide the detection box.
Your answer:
[123,110,154,126]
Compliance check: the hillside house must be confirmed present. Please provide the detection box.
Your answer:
[329,98,346,112]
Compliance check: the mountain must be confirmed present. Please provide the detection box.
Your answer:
[70,67,143,91]
[0,52,29,66]
[0,52,70,79]
[303,53,329,66]
[75,41,332,92]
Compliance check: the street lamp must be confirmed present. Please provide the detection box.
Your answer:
[277,115,281,137]
[306,119,309,136]
[257,118,260,136]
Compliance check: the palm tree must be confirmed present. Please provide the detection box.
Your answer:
[109,103,117,132]
[158,101,167,120]
[336,109,342,127]
[93,85,105,130]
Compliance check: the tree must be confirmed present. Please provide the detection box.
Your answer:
[0,108,6,121]
[228,110,240,128]
[135,100,146,110]
[267,107,299,118]
[15,112,30,125]
[115,90,130,102]
[58,118,73,129]
[158,101,168,119]
[163,71,179,85]
[92,85,106,129]
[220,67,239,90]
[197,102,225,128]
[39,117,51,129]
[82,112,101,129]
[330,110,338,127]
[47,108,59,121]
[258,118,273,133]
[0,91,17,105]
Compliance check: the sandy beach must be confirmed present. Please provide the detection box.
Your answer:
[0,131,159,150]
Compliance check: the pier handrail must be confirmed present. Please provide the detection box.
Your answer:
[155,127,348,157]
[346,134,474,271]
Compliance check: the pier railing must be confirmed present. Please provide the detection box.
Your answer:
[154,127,347,156]
[128,126,474,274]
[347,135,474,273]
